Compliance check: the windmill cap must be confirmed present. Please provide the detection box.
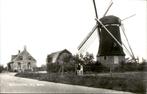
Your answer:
[100,15,121,25]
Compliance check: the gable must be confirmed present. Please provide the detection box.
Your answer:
[47,49,72,63]
[12,49,36,62]
[11,55,17,61]
[58,51,72,61]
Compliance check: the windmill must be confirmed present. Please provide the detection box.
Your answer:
[77,0,136,68]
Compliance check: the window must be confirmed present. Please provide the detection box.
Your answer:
[27,62,31,69]
[18,62,21,69]
[104,56,107,60]
[19,56,23,60]
[28,57,31,60]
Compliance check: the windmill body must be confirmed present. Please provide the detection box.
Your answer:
[97,15,125,67]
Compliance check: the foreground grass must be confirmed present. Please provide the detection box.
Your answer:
[15,72,146,93]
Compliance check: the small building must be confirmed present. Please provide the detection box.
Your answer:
[46,49,72,64]
[7,46,37,72]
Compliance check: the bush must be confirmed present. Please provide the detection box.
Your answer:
[84,62,110,73]
[46,63,61,73]
[137,62,147,71]
[46,62,76,73]
[64,63,75,72]
[0,65,4,73]
[114,61,147,72]
[15,72,146,93]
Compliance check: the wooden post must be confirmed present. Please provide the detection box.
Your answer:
[61,61,64,76]
[110,58,113,78]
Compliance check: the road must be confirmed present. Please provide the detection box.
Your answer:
[0,72,134,93]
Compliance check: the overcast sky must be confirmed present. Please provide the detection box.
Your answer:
[0,0,147,66]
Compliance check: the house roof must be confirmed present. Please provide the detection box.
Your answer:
[12,47,36,62]
[47,49,72,63]
[11,55,17,61]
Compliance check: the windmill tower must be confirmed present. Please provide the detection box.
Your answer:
[78,0,136,68]
[97,15,125,67]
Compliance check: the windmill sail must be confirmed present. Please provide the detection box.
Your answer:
[78,31,98,54]
[120,23,136,59]
[121,14,136,21]
[78,24,98,53]
[93,0,98,19]
[103,0,113,17]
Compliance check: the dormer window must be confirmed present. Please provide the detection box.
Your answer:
[28,57,32,60]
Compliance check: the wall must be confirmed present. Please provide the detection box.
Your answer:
[12,60,36,71]
[97,56,125,69]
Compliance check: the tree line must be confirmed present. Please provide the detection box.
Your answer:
[46,52,147,74]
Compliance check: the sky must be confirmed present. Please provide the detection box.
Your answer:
[0,0,147,67]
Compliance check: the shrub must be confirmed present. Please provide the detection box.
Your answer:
[138,62,147,71]
[84,62,110,73]
[114,61,147,72]
[0,65,4,73]
[15,72,146,93]
[46,63,61,73]
[64,63,75,72]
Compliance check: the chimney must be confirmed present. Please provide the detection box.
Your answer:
[24,45,27,51]
[18,50,20,54]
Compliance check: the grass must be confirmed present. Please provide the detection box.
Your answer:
[15,72,146,94]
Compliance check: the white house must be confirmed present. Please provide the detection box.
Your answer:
[8,46,37,72]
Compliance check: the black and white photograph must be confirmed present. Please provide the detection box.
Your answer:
[0,0,147,93]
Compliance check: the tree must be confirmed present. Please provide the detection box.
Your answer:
[138,61,147,71]
[40,64,47,71]
[46,56,52,63]
[61,54,71,75]
[46,63,60,73]
[72,54,84,65]
[83,52,94,64]
[72,54,84,74]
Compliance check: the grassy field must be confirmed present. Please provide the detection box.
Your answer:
[15,71,147,94]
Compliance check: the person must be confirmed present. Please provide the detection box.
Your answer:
[80,64,83,75]
[77,64,80,70]
[77,63,83,76]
